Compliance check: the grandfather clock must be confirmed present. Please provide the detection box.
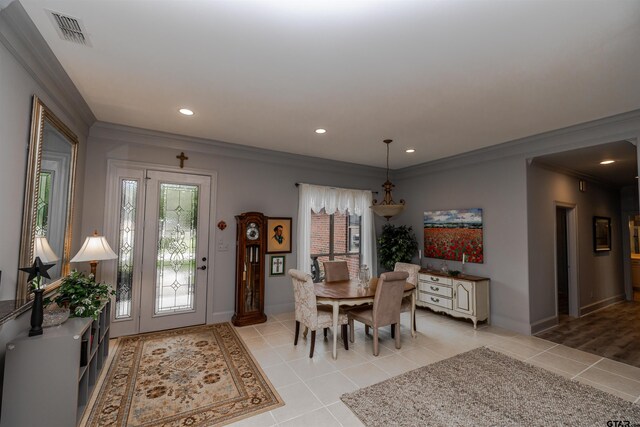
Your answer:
[232,212,268,326]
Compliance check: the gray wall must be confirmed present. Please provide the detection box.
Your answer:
[82,123,385,322]
[0,4,92,300]
[393,155,532,334]
[0,2,93,412]
[527,164,625,329]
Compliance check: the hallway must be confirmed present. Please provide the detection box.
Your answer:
[536,302,640,367]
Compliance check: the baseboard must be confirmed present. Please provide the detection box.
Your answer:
[487,313,531,336]
[530,315,559,335]
[208,310,234,324]
[579,294,625,316]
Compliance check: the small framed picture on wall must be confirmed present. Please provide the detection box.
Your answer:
[593,216,611,252]
[270,255,286,276]
[266,217,292,254]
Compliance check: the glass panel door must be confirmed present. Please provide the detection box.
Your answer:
[139,171,211,334]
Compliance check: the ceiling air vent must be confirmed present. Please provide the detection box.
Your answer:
[47,10,91,46]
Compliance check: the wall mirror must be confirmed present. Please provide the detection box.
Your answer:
[17,96,78,300]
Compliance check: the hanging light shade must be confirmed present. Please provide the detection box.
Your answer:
[371,139,405,220]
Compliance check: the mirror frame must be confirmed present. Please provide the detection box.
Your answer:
[17,96,79,300]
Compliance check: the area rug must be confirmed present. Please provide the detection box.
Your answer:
[341,347,640,427]
[86,323,283,427]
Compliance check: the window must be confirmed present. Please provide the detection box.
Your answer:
[311,209,361,280]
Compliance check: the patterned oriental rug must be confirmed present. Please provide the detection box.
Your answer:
[341,347,640,427]
[86,323,282,427]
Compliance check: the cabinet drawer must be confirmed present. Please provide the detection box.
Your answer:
[419,274,452,286]
[418,282,453,298]
[419,292,453,309]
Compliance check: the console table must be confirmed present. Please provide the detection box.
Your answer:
[417,269,490,328]
[1,301,111,426]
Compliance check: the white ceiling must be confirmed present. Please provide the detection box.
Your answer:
[18,0,640,168]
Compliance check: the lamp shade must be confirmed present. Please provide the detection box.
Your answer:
[71,235,117,262]
[33,236,59,263]
[371,204,405,220]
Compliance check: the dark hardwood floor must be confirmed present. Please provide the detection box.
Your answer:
[536,301,640,368]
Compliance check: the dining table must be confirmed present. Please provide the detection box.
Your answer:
[314,278,417,359]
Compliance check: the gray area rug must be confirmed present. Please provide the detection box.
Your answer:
[341,347,640,427]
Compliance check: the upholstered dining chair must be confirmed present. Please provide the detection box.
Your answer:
[392,262,421,337]
[347,271,409,356]
[288,269,349,357]
[323,260,350,282]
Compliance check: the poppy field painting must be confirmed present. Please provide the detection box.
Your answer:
[423,209,483,263]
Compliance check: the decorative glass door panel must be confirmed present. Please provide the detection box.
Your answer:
[155,183,198,315]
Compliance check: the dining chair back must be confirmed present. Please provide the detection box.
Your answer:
[373,271,409,327]
[288,269,349,357]
[347,270,409,356]
[393,262,420,336]
[323,260,350,282]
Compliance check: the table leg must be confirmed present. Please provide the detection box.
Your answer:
[332,301,339,359]
[411,291,417,338]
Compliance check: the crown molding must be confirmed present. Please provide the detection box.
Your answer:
[90,121,386,179]
[0,1,95,133]
[395,109,640,180]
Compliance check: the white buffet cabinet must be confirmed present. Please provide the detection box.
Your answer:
[417,269,490,329]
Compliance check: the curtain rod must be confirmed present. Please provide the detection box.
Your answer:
[294,182,378,194]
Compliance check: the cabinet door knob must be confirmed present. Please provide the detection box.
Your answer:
[430,286,439,291]
[431,277,439,282]
[431,297,439,303]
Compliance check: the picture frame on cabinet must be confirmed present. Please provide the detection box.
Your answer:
[270,255,285,276]
[266,217,292,253]
[593,216,611,252]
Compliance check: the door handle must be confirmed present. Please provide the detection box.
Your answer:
[199,265,207,270]
[202,257,207,262]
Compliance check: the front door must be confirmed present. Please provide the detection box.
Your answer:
[107,168,211,336]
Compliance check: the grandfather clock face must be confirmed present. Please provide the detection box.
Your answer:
[246,222,259,241]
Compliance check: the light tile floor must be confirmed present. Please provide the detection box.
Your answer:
[229,308,640,427]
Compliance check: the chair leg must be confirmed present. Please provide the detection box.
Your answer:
[309,330,316,358]
[373,327,379,356]
[413,311,417,332]
[342,324,349,350]
[294,321,300,346]
[324,328,328,339]
[390,324,395,339]
[395,322,401,349]
[349,319,355,343]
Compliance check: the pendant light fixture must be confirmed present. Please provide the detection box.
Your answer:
[371,139,405,220]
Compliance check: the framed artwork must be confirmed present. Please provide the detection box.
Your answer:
[593,216,611,252]
[266,217,292,253]
[423,208,484,263]
[270,255,286,276]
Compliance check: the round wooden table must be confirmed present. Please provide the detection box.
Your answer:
[314,278,417,359]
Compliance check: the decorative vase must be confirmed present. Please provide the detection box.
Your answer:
[29,288,44,337]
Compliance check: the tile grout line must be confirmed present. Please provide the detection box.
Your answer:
[571,357,604,380]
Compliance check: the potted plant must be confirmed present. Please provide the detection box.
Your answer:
[48,270,114,319]
[377,223,419,271]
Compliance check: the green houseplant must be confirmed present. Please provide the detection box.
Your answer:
[49,270,114,319]
[377,224,419,271]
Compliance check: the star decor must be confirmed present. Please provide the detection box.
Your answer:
[19,257,54,284]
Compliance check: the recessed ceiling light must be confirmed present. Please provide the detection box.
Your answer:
[600,160,615,165]
[179,108,194,116]
[406,148,416,153]
[315,128,326,134]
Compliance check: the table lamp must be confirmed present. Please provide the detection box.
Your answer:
[71,230,117,278]
[33,236,59,264]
